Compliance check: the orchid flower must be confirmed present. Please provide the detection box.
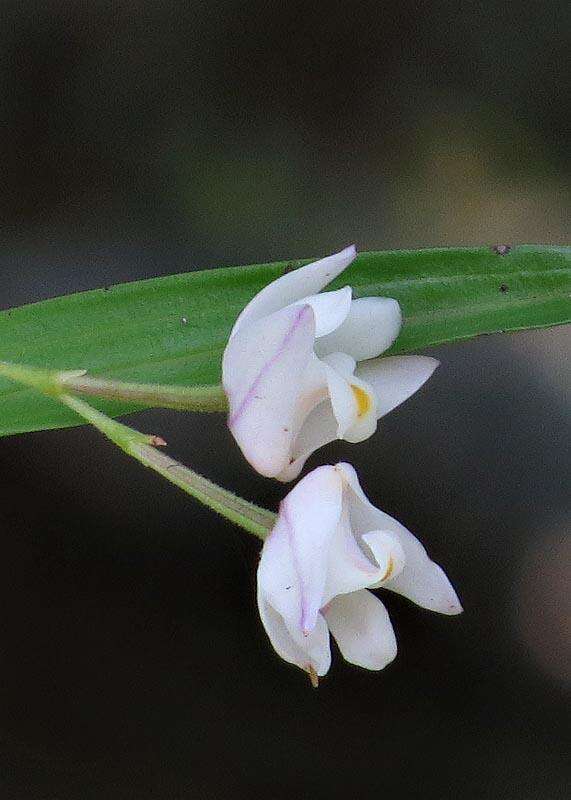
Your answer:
[257,462,462,683]
[222,245,438,481]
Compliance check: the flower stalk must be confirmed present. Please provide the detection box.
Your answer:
[0,361,228,412]
[59,373,228,412]
[59,394,276,540]
[0,361,274,540]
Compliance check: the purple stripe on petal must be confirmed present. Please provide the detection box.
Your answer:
[280,500,314,636]
[281,497,330,637]
[228,304,313,429]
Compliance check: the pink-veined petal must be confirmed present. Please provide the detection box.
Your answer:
[336,463,463,615]
[324,589,397,670]
[257,466,343,634]
[231,245,357,336]
[222,304,315,477]
[355,355,439,420]
[315,297,402,360]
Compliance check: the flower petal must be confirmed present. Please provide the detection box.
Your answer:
[320,353,378,444]
[231,245,357,336]
[291,286,353,337]
[276,400,338,482]
[257,465,343,634]
[342,375,379,444]
[384,557,463,615]
[321,505,382,605]
[316,297,402,360]
[288,353,330,431]
[276,356,376,482]
[222,304,315,477]
[355,355,439,419]
[324,361,359,438]
[361,531,406,583]
[336,463,463,615]
[257,593,332,676]
[320,351,357,377]
[324,590,397,670]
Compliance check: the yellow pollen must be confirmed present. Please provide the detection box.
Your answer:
[351,384,373,418]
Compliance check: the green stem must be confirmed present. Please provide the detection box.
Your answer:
[0,360,80,395]
[0,360,274,540]
[59,394,275,540]
[0,361,228,413]
[59,373,228,412]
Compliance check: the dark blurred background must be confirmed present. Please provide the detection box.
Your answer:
[0,2,569,798]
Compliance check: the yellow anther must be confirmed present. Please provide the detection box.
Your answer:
[382,555,395,582]
[351,384,373,418]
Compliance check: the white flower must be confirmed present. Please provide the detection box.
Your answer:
[257,462,462,683]
[222,245,438,481]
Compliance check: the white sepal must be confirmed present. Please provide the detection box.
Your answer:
[355,355,439,419]
[316,296,402,361]
[231,245,357,337]
[222,303,315,477]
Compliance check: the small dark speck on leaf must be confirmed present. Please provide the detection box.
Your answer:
[491,244,512,256]
[103,286,111,292]
[499,284,509,293]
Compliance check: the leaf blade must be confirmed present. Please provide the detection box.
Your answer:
[0,244,569,437]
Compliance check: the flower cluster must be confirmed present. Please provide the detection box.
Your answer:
[223,246,461,682]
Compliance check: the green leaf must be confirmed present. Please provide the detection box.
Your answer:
[0,244,569,437]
